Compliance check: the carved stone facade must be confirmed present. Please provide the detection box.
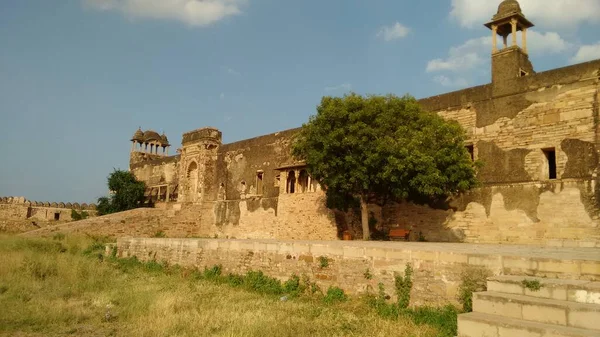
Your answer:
[129,2,600,246]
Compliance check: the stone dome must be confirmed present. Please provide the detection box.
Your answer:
[131,128,144,142]
[495,0,522,19]
[143,130,162,143]
[161,133,170,146]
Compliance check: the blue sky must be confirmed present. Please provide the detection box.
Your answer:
[1,0,599,203]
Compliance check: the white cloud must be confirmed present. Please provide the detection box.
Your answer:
[325,83,352,92]
[426,31,569,73]
[450,0,600,29]
[376,22,410,41]
[522,31,571,54]
[84,0,246,27]
[426,37,490,73]
[433,75,469,88]
[570,42,600,64]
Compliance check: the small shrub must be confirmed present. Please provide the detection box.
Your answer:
[458,266,490,312]
[114,256,142,273]
[152,230,167,238]
[301,274,321,295]
[224,273,244,287]
[522,279,543,292]
[144,260,165,273]
[395,264,413,309]
[324,286,347,304]
[243,270,283,295]
[203,265,223,279]
[417,231,427,242]
[363,268,373,280]
[283,274,304,295]
[83,242,106,256]
[318,256,329,268]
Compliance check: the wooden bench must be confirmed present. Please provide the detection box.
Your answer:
[388,228,411,241]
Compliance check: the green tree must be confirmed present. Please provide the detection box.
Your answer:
[292,93,479,240]
[96,169,146,215]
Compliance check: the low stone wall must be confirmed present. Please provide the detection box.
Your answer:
[117,238,600,306]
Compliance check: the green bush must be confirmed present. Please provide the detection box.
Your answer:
[395,264,413,309]
[318,256,329,268]
[324,286,347,304]
[522,279,543,291]
[244,270,284,295]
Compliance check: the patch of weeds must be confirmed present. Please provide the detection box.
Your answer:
[400,305,458,337]
[52,233,65,241]
[114,256,143,273]
[363,268,373,280]
[318,256,329,268]
[203,265,223,279]
[21,240,67,254]
[301,274,321,295]
[458,266,490,312]
[0,285,8,294]
[324,286,347,304]
[417,231,427,242]
[22,258,58,280]
[82,241,106,256]
[522,279,543,292]
[152,230,167,238]
[283,274,306,297]
[144,260,165,273]
[244,270,284,295]
[395,263,413,309]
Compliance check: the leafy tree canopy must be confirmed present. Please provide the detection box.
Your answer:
[97,169,146,215]
[292,93,479,240]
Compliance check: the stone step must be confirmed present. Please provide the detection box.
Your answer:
[458,312,600,337]
[488,275,600,304]
[473,291,600,330]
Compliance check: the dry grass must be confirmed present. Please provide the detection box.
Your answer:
[0,235,440,337]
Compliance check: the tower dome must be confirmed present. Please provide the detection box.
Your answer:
[161,133,170,146]
[131,128,144,142]
[143,130,162,143]
[494,0,522,20]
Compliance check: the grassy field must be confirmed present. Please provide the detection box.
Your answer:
[0,235,455,337]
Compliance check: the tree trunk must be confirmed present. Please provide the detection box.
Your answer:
[360,195,370,240]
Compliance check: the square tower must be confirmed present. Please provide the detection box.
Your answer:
[485,0,535,85]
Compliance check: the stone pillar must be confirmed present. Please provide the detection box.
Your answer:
[131,141,135,152]
[522,27,527,53]
[307,175,312,193]
[166,186,170,202]
[492,25,498,53]
[511,19,517,47]
[294,170,299,193]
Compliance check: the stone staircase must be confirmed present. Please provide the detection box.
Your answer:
[458,275,600,337]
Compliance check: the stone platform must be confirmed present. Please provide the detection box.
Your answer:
[117,238,600,305]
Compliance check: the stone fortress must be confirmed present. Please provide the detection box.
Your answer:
[0,196,97,232]
[128,0,600,247]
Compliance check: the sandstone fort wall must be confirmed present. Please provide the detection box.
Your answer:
[117,238,600,306]
[125,57,600,246]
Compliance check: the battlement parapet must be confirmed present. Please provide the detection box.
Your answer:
[0,196,97,210]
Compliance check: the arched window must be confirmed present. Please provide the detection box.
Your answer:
[298,170,309,193]
[287,171,296,194]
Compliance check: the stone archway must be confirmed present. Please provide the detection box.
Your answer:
[187,161,199,202]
